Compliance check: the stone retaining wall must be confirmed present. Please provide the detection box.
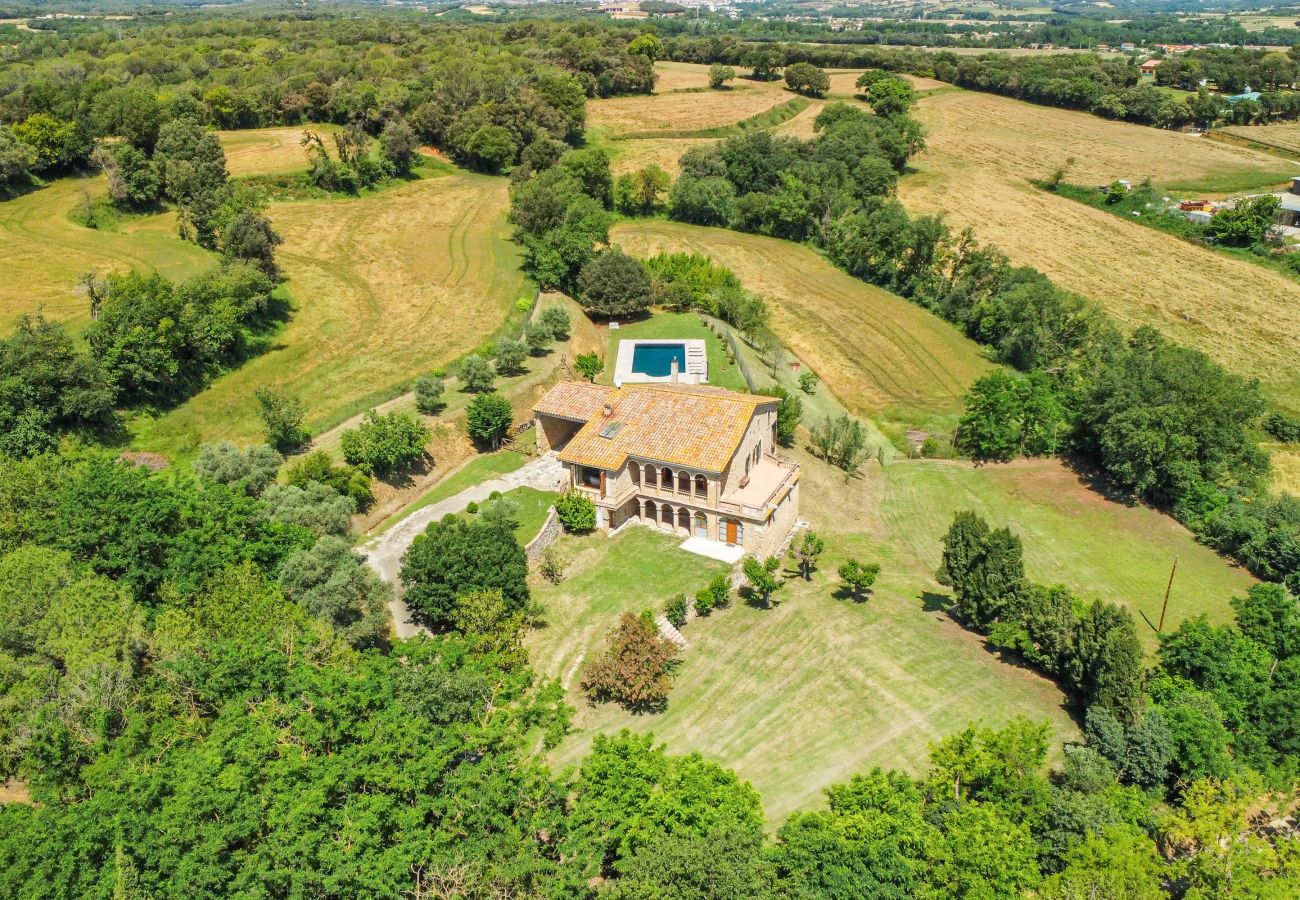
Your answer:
[524,506,561,564]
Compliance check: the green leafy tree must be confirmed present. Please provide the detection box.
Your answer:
[555,489,597,533]
[10,113,86,172]
[867,78,917,118]
[743,555,784,608]
[284,450,373,509]
[759,386,802,446]
[192,442,283,496]
[466,393,514,446]
[789,530,825,581]
[339,409,430,477]
[524,320,552,355]
[577,250,653,318]
[278,534,389,647]
[838,559,881,600]
[400,514,529,629]
[1208,194,1281,247]
[561,147,615,209]
[784,62,830,97]
[493,336,528,375]
[708,63,736,89]
[154,117,231,247]
[463,124,516,173]
[255,387,310,452]
[694,572,731,616]
[581,612,679,710]
[379,116,419,175]
[262,481,355,537]
[414,374,445,414]
[811,415,871,474]
[0,127,36,188]
[1073,601,1145,723]
[798,370,819,394]
[538,305,571,340]
[575,352,604,382]
[458,353,496,393]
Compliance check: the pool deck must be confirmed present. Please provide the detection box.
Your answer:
[614,338,707,387]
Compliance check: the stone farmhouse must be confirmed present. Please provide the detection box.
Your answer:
[533,381,800,556]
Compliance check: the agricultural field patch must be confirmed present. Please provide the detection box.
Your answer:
[1216,122,1300,157]
[611,219,992,430]
[129,173,526,458]
[219,125,337,178]
[0,177,213,332]
[589,82,792,137]
[606,136,717,176]
[899,85,1300,411]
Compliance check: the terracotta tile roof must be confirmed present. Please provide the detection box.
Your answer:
[535,382,776,473]
[532,381,616,421]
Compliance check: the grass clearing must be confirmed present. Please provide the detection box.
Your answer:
[0,177,214,331]
[590,82,792,138]
[219,125,338,178]
[899,85,1300,411]
[611,219,992,430]
[461,484,557,544]
[597,311,750,393]
[129,172,527,458]
[532,446,1254,820]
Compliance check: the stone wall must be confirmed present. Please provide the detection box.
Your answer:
[524,506,561,564]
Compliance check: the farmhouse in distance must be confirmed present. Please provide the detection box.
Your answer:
[534,380,800,556]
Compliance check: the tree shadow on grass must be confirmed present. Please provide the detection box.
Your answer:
[376,451,434,491]
[832,585,874,604]
[921,590,952,613]
[1061,453,1139,507]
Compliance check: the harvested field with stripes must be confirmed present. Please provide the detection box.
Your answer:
[611,219,991,429]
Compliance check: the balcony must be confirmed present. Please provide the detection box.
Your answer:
[717,455,799,520]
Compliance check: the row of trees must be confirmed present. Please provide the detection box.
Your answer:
[939,507,1300,838]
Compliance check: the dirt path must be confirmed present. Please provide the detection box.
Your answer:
[360,452,565,638]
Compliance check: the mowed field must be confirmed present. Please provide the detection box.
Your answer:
[131,172,526,456]
[0,178,213,331]
[534,448,1253,821]
[899,86,1300,410]
[1217,122,1300,156]
[611,219,991,427]
[218,124,338,177]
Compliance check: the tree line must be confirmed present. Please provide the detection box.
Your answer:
[0,15,657,185]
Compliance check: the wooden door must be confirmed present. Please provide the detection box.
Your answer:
[724,519,738,544]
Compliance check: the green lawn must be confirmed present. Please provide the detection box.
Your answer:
[600,311,751,393]
[461,485,557,544]
[371,437,535,535]
[529,449,1255,823]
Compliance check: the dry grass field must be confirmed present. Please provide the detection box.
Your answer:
[899,85,1300,410]
[219,125,337,177]
[1217,123,1300,156]
[0,178,213,331]
[607,136,718,177]
[130,173,527,457]
[611,219,991,428]
[589,83,791,137]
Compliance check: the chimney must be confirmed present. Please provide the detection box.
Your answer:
[670,356,679,385]
[602,404,613,418]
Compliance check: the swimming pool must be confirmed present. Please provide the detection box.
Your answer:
[631,342,687,377]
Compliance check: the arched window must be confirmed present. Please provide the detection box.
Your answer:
[660,503,674,527]
[661,466,672,487]
[644,464,657,486]
[644,500,657,522]
[694,474,707,498]
[677,507,690,531]
[677,470,690,493]
[631,462,641,485]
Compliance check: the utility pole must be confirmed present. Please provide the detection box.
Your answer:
[1157,556,1178,634]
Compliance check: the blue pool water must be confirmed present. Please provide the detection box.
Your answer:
[631,343,687,377]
